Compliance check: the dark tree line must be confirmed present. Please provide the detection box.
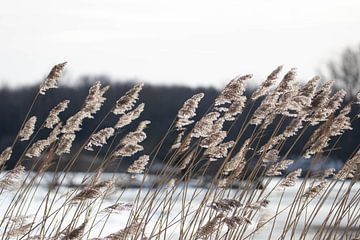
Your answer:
[0,74,359,173]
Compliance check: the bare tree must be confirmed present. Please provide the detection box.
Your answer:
[325,45,360,98]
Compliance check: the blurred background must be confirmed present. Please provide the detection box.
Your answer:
[1,0,359,174]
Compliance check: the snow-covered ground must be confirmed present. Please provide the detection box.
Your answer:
[0,172,358,239]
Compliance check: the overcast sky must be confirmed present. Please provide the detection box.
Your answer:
[1,0,360,88]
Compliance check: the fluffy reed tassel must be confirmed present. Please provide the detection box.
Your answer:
[222,216,252,229]
[19,116,37,141]
[266,159,294,177]
[62,82,109,134]
[214,74,250,122]
[250,88,280,126]
[215,74,251,106]
[204,141,235,161]
[179,149,196,170]
[259,115,306,153]
[0,147,12,167]
[270,69,299,119]
[303,180,329,199]
[251,65,283,101]
[85,127,115,151]
[71,186,104,203]
[56,133,76,155]
[6,223,32,238]
[127,155,150,174]
[223,139,251,175]
[91,180,115,196]
[122,121,150,143]
[62,221,87,240]
[115,103,145,129]
[112,121,150,158]
[306,88,346,127]
[200,118,226,148]
[171,130,185,150]
[250,69,296,128]
[304,104,352,158]
[113,83,144,115]
[224,96,247,121]
[5,215,32,229]
[335,149,360,180]
[306,80,334,125]
[299,76,319,103]
[113,144,144,158]
[329,103,353,136]
[26,123,62,158]
[101,202,133,214]
[175,93,204,130]
[44,100,70,129]
[196,213,224,239]
[208,199,243,212]
[280,169,302,188]
[245,199,270,210]
[262,149,280,164]
[99,219,144,240]
[191,112,220,138]
[356,91,360,104]
[82,81,109,117]
[39,62,67,95]
[326,89,347,113]
[0,165,25,191]
[61,111,87,134]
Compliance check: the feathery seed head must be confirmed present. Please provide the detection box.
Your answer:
[85,127,115,151]
[113,83,144,115]
[266,159,294,177]
[19,116,37,141]
[0,165,25,191]
[115,103,145,129]
[0,147,12,167]
[251,65,283,100]
[215,74,251,106]
[45,100,70,129]
[56,133,76,155]
[26,123,62,158]
[280,169,302,187]
[127,155,150,174]
[176,93,204,130]
[39,62,67,95]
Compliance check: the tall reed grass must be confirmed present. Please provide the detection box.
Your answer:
[0,63,359,239]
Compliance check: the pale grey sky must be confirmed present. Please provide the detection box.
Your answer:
[1,0,360,88]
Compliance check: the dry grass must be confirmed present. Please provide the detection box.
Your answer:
[0,63,359,239]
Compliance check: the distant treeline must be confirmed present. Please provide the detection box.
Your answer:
[0,76,358,172]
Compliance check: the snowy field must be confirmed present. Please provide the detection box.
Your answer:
[0,172,358,239]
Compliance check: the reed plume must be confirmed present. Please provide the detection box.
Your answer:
[0,165,25,191]
[0,146,12,167]
[251,65,283,101]
[26,123,62,158]
[175,93,204,130]
[85,127,115,151]
[115,103,145,129]
[127,155,150,174]
[39,62,67,95]
[113,83,144,115]
[45,100,70,129]
[19,116,37,141]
